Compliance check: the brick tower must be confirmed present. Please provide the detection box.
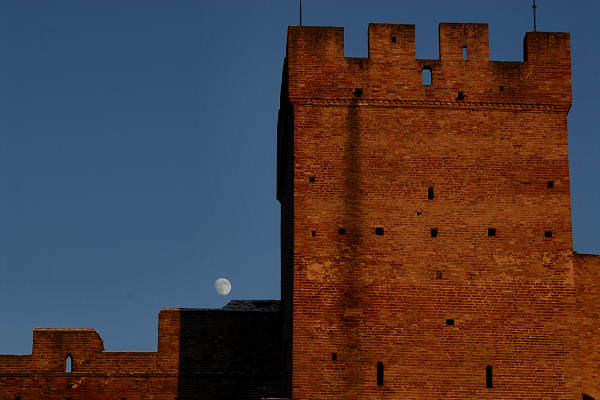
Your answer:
[277,23,579,399]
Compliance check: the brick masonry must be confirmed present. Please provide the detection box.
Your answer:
[576,253,600,398]
[278,23,595,399]
[0,22,598,400]
[0,302,282,399]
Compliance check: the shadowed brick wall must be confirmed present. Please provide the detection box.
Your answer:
[278,23,580,399]
[174,302,282,399]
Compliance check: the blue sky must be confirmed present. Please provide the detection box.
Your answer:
[1,0,598,353]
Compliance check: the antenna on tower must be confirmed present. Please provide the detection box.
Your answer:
[533,0,537,32]
[300,0,302,26]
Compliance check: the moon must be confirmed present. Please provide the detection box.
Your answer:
[215,278,231,296]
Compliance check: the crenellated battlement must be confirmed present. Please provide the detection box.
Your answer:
[285,23,571,107]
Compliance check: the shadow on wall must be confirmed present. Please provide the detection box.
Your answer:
[176,301,283,400]
[583,395,595,400]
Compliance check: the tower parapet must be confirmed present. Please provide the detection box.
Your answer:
[285,23,571,108]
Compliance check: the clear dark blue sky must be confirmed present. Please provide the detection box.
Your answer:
[1,1,598,353]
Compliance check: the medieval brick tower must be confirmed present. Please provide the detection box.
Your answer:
[277,23,586,399]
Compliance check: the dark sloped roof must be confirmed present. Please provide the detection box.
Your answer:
[223,300,281,312]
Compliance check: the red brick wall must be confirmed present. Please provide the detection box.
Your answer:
[0,329,173,400]
[576,253,600,399]
[279,23,579,399]
[0,307,282,399]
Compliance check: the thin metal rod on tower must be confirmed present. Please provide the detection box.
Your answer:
[533,0,537,32]
[300,0,302,26]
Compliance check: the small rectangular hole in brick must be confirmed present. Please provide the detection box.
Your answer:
[375,227,384,236]
[311,231,316,237]
[391,36,397,43]
[457,91,465,100]
[428,187,434,200]
[353,88,363,97]
[377,362,384,386]
[486,365,493,388]
[499,85,504,91]
[545,231,553,238]
[338,228,346,235]
[331,352,337,361]
[488,228,496,237]
[463,46,468,60]
[431,228,438,238]
[446,319,454,326]
[547,181,554,188]
[309,176,316,183]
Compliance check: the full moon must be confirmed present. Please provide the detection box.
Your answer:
[215,278,232,296]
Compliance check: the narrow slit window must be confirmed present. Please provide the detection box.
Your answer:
[488,228,496,237]
[422,67,432,86]
[457,91,465,100]
[309,176,316,183]
[436,271,443,279]
[463,46,468,60]
[499,86,504,92]
[331,353,337,361]
[428,187,434,200]
[547,181,554,188]
[375,227,384,236]
[391,36,397,43]
[377,362,384,386]
[545,231,553,238]
[338,228,346,235]
[431,228,438,238]
[311,230,316,237]
[446,319,455,326]
[65,355,72,373]
[486,365,493,388]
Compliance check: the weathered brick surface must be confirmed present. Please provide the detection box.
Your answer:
[0,327,175,400]
[277,23,584,399]
[576,253,600,399]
